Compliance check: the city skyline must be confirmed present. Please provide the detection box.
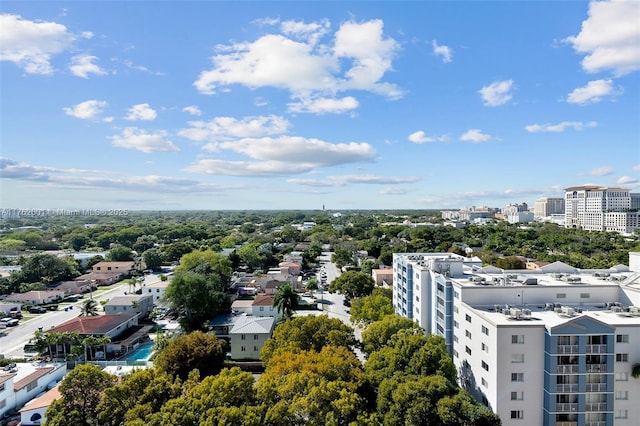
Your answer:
[1,1,639,211]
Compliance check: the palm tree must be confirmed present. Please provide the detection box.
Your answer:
[80,298,99,316]
[273,283,299,320]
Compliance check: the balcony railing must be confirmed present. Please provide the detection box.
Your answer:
[586,364,607,373]
[557,365,579,374]
[556,422,578,426]
[556,403,578,412]
[585,402,607,411]
[557,345,579,354]
[585,383,607,392]
[556,384,579,393]
[586,344,608,354]
[585,422,607,426]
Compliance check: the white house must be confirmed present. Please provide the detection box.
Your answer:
[251,294,281,318]
[19,384,61,426]
[103,294,153,318]
[144,280,170,304]
[229,315,275,360]
[0,363,66,419]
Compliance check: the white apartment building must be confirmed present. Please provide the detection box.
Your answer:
[535,198,565,219]
[393,252,640,426]
[565,185,640,234]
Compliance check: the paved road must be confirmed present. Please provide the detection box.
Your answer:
[0,273,163,359]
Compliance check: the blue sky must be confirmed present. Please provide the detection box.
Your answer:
[1,0,639,211]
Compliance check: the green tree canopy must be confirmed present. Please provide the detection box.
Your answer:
[19,253,78,284]
[142,248,163,271]
[176,249,232,289]
[256,346,366,426]
[164,271,226,332]
[80,298,100,316]
[107,244,134,261]
[349,292,394,326]
[328,270,375,300]
[361,315,423,355]
[261,314,356,363]
[45,364,115,426]
[154,331,226,381]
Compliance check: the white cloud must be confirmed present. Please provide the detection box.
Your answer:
[525,121,597,133]
[69,54,106,78]
[565,0,640,76]
[0,157,235,193]
[63,100,108,120]
[280,19,330,46]
[617,175,638,185]
[125,103,157,121]
[408,130,449,144]
[218,136,376,167]
[566,79,618,104]
[633,164,640,172]
[288,174,419,187]
[81,31,94,39]
[380,187,411,195]
[288,96,359,114]
[431,40,453,63]
[184,159,314,177]
[589,166,614,176]
[460,129,491,143]
[0,13,74,74]
[478,79,514,106]
[194,19,402,104]
[182,105,202,116]
[110,128,179,153]
[179,115,290,144]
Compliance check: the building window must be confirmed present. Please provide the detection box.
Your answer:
[241,335,246,340]
[454,306,458,313]
[253,346,258,352]
[616,334,629,343]
[511,335,525,344]
[511,373,524,382]
[454,320,459,329]
[0,384,4,392]
[254,334,259,340]
[465,314,471,323]
[510,410,524,419]
[465,346,472,355]
[511,391,524,400]
[481,378,488,387]
[0,399,5,409]
[556,293,566,299]
[615,410,628,419]
[481,343,488,352]
[580,293,590,299]
[260,306,264,311]
[465,330,472,339]
[454,291,459,299]
[482,361,489,371]
[481,325,489,335]
[453,350,458,358]
[26,381,38,391]
[454,335,458,343]
[511,354,525,363]
[616,353,628,362]
[615,391,628,400]
[241,346,246,352]
[615,372,629,381]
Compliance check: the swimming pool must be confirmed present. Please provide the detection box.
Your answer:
[121,342,155,361]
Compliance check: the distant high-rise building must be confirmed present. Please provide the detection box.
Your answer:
[534,197,565,219]
[565,185,640,234]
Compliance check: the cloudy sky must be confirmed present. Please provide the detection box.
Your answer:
[1,0,639,211]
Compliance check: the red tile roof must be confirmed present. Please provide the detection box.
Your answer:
[48,312,137,335]
[252,294,275,306]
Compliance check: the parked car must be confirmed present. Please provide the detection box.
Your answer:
[28,306,47,314]
[6,318,19,327]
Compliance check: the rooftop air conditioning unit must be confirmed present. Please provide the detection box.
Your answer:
[611,306,623,313]
[561,306,574,316]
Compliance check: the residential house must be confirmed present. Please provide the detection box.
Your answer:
[251,294,281,318]
[0,303,22,316]
[19,384,60,426]
[91,261,136,275]
[283,251,303,265]
[47,280,96,295]
[47,312,148,358]
[278,261,301,276]
[229,315,275,360]
[264,280,288,295]
[231,299,254,315]
[0,363,66,420]
[103,294,153,319]
[76,272,124,286]
[371,268,393,288]
[4,291,64,306]
[144,280,170,304]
